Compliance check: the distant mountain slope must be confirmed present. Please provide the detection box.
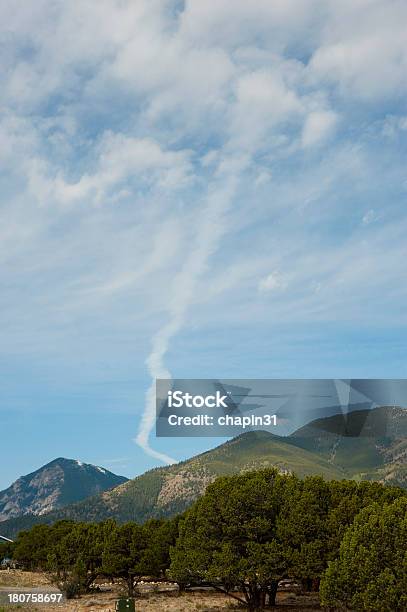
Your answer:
[1,407,405,539]
[290,406,407,485]
[0,431,345,537]
[0,458,128,521]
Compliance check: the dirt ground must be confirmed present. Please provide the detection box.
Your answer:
[0,570,322,611]
[0,570,52,588]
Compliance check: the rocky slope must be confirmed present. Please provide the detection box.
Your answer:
[0,458,128,521]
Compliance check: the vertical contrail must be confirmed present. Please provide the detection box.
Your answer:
[136,159,244,463]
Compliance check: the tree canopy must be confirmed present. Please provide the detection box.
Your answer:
[7,469,407,608]
[320,497,407,611]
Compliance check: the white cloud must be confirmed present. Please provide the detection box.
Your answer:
[258,272,287,293]
[24,133,194,206]
[255,170,272,187]
[229,69,304,151]
[301,110,338,148]
[179,0,320,50]
[308,1,407,99]
[362,209,380,225]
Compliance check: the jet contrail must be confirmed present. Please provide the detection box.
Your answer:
[136,158,245,463]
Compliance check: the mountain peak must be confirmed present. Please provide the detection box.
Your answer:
[0,458,128,522]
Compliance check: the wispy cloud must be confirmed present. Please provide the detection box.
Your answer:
[136,160,245,462]
[1,0,407,472]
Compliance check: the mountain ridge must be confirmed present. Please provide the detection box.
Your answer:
[1,407,405,539]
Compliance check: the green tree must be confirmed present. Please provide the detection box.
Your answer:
[277,476,330,591]
[278,476,405,591]
[102,522,147,596]
[170,469,293,609]
[320,497,407,611]
[325,479,405,564]
[0,539,14,563]
[13,524,52,570]
[140,517,179,578]
[47,521,109,595]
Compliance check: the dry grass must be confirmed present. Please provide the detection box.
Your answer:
[0,591,238,612]
[0,570,51,588]
[0,570,322,611]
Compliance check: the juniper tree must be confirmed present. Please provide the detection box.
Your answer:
[170,469,293,609]
[320,497,407,612]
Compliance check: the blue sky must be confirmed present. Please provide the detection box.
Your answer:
[1,0,407,488]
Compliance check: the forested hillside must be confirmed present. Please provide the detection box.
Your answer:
[1,407,406,539]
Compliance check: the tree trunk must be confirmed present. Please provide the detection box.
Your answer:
[86,573,97,591]
[267,580,278,607]
[126,575,134,597]
[247,586,262,610]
